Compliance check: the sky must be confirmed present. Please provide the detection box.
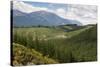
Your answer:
[13,0,97,25]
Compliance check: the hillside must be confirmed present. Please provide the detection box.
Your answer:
[12,43,58,66]
[65,25,97,62]
[11,1,97,66]
[12,25,97,64]
[67,25,97,42]
[12,10,82,27]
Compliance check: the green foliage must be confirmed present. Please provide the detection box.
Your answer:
[65,25,97,62]
[12,25,97,65]
[12,43,58,66]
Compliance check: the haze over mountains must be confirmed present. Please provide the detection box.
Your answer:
[12,10,82,26]
[12,1,97,27]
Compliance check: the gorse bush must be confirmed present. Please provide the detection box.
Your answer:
[13,25,97,64]
[12,43,58,66]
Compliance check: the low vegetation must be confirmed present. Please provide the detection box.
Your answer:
[12,43,58,66]
[12,25,97,65]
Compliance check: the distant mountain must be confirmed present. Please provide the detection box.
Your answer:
[12,1,97,26]
[12,10,82,27]
[12,10,27,17]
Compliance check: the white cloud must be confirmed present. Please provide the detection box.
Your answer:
[66,5,97,25]
[13,1,48,13]
[55,5,97,25]
[13,1,97,25]
[56,8,66,13]
[54,8,67,18]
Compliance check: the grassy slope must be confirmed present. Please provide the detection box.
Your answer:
[12,25,97,64]
[65,25,97,62]
[13,27,65,39]
[65,25,93,38]
[12,43,58,66]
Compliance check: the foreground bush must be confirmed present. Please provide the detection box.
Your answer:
[12,43,58,66]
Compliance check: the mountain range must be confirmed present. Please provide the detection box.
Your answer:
[12,10,82,27]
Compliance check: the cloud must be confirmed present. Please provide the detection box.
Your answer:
[56,8,66,13]
[13,1,48,13]
[53,8,67,18]
[13,1,97,25]
[65,5,97,25]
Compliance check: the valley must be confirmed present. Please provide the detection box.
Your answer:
[12,24,97,65]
